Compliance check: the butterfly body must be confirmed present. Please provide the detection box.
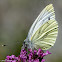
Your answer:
[23,4,58,50]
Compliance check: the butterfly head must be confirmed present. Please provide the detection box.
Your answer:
[21,39,29,49]
[21,38,34,50]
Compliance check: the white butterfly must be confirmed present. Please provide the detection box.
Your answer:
[23,4,58,50]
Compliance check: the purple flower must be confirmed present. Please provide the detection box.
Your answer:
[41,59,45,62]
[34,59,39,62]
[5,55,19,62]
[5,48,51,62]
[29,49,32,53]
[37,48,43,57]
[34,50,37,54]
[42,50,51,57]
[20,49,27,62]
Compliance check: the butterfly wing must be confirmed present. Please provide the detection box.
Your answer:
[28,4,55,41]
[27,4,58,50]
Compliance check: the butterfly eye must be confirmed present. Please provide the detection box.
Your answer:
[23,42,25,44]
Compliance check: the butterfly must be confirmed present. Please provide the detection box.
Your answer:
[22,4,58,50]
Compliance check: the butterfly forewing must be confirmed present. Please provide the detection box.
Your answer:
[27,4,58,50]
[28,4,55,40]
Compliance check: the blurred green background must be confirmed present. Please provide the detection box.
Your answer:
[0,0,62,62]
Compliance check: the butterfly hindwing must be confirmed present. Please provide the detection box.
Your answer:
[31,20,58,50]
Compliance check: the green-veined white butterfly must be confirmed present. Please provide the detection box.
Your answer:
[22,4,58,50]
